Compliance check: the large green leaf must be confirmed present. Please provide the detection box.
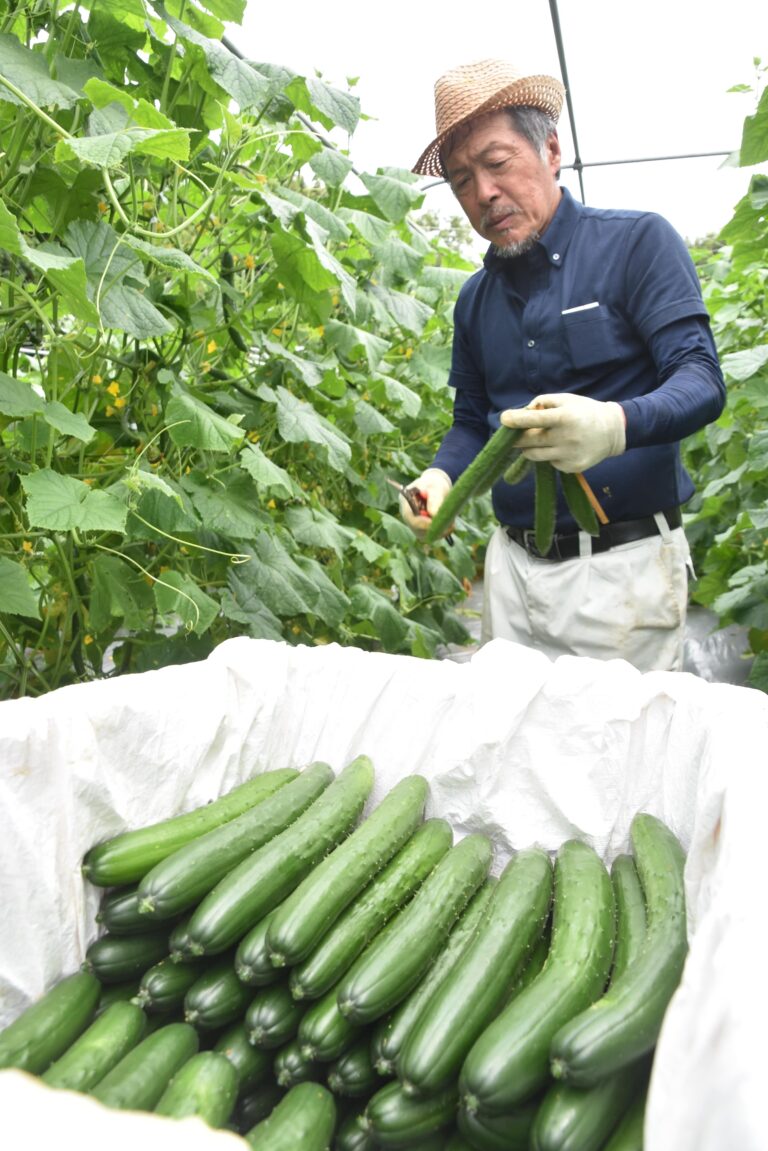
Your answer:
[180,470,267,538]
[294,555,350,626]
[284,506,355,557]
[89,553,153,631]
[56,126,190,167]
[220,582,284,641]
[238,443,302,499]
[368,284,433,336]
[360,170,425,224]
[740,85,768,167]
[233,534,317,617]
[721,345,768,382]
[310,146,354,187]
[260,336,325,389]
[42,401,96,443]
[264,385,352,473]
[154,570,219,635]
[354,399,396,438]
[349,582,409,647]
[285,75,360,135]
[0,201,100,325]
[162,11,274,111]
[166,392,246,451]
[323,319,389,373]
[0,34,80,109]
[270,186,351,243]
[270,229,339,299]
[0,373,45,418]
[22,470,128,532]
[0,557,41,619]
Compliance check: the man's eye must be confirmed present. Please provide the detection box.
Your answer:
[451,175,471,194]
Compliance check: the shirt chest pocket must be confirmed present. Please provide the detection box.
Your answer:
[561,304,624,371]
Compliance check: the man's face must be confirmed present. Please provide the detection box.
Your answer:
[442,110,562,254]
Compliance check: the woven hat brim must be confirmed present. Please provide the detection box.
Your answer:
[413,75,565,178]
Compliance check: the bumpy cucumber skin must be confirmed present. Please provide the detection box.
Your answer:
[185,755,375,957]
[266,774,429,968]
[326,1036,378,1098]
[425,425,523,542]
[213,1021,271,1093]
[459,839,615,1115]
[96,886,153,935]
[90,1021,199,1110]
[371,880,496,1078]
[363,1080,458,1147]
[398,847,553,1096]
[245,982,305,1049]
[534,462,558,555]
[0,970,101,1074]
[83,930,170,983]
[549,813,687,1086]
[244,1081,337,1150]
[137,762,334,921]
[601,1078,648,1151]
[297,984,361,1063]
[133,956,202,1013]
[530,1061,644,1151]
[457,1097,540,1151]
[183,957,252,1030]
[235,909,284,986]
[335,1110,377,1151]
[273,1037,320,1088]
[336,833,493,1025]
[154,1050,239,1127]
[559,470,600,536]
[41,1000,147,1092]
[234,1081,285,1134]
[610,853,647,983]
[289,818,454,1002]
[82,768,299,887]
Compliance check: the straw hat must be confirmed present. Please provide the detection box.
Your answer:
[413,59,565,177]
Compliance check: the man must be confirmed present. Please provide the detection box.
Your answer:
[400,58,726,673]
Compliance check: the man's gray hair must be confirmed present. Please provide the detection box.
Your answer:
[439,105,558,177]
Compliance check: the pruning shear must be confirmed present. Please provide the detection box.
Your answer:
[386,478,453,546]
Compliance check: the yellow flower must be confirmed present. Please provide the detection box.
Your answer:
[83,634,94,646]
[107,381,120,397]
[405,347,413,359]
[97,201,109,214]
[267,499,276,509]
[207,339,217,354]
[244,254,256,270]
[22,540,33,553]
[248,431,260,442]
[272,327,283,336]
[105,405,115,417]
[114,396,126,410]
[91,374,103,385]
[291,624,301,634]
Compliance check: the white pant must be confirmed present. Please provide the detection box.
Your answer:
[481,516,692,673]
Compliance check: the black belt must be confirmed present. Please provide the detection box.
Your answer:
[504,507,682,562]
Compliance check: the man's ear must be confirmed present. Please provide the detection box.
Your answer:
[546,130,561,175]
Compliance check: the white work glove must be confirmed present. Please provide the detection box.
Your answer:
[399,468,452,535]
[499,394,626,473]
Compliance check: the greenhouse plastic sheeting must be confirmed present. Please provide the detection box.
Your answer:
[1,636,766,1150]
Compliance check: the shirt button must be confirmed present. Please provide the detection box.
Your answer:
[527,339,535,348]
[553,252,561,261]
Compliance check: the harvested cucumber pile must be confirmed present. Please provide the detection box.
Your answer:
[0,757,688,1150]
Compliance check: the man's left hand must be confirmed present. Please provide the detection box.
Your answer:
[500,394,626,472]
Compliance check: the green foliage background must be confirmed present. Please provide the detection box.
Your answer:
[0,3,765,697]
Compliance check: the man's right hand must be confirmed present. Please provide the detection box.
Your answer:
[399,468,452,535]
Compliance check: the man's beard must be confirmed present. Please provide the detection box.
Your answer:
[481,207,539,258]
[491,231,540,258]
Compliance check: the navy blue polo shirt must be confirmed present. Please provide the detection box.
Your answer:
[432,187,726,531]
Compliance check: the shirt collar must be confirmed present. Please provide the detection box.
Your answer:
[482,186,582,274]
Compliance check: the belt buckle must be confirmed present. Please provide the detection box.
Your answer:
[522,529,554,560]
